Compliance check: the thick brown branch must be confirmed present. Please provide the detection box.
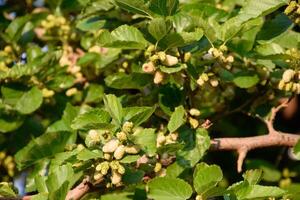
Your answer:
[210,132,300,171]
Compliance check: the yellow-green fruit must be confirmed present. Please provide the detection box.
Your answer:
[184,52,192,62]
[278,80,285,90]
[196,77,205,86]
[93,173,103,180]
[88,129,101,143]
[116,131,127,141]
[284,1,297,15]
[196,195,203,200]
[146,45,155,52]
[154,71,164,84]
[157,51,166,62]
[110,161,120,170]
[189,117,199,129]
[111,171,122,185]
[201,73,209,82]
[156,135,166,145]
[102,139,119,153]
[210,79,219,87]
[189,108,201,117]
[122,121,134,134]
[285,82,293,91]
[125,145,140,154]
[154,162,162,173]
[117,164,125,174]
[114,145,126,160]
[282,69,295,83]
[162,55,179,66]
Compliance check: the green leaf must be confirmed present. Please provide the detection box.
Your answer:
[167,106,185,133]
[103,94,123,125]
[132,128,157,155]
[177,128,210,167]
[46,164,74,193]
[0,183,17,198]
[98,25,148,49]
[0,113,24,133]
[105,73,152,90]
[123,106,156,126]
[77,149,103,161]
[71,108,112,130]
[240,185,286,199]
[5,15,31,41]
[122,168,144,184]
[115,0,152,17]
[149,0,179,16]
[243,169,263,185]
[148,18,168,41]
[293,139,300,160]
[84,84,104,104]
[15,86,43,114]
[233,74,259,88]
[101,192,134,200]
[148,177,193,200]
[166,162,185,178]
[193,163,223,195]
[76,16,106,32]
[15,131,74,170]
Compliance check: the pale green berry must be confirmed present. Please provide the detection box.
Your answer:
[282,69,295,83]
[116,131,127,141]
[122,121,134,134]
[154,162,162,173]
[125,145,140,154]
[189,108,201,117]
[162,55,179,66]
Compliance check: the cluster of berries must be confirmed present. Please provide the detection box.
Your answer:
[142,45,191,84]
[87,122,141,187]
[0,46,15,72]
[0,152,15,182]
[284,1,300,24]
[196,72,219,88]
[278,69,300,94]
[39,15,73,41]
[202,46,234,69]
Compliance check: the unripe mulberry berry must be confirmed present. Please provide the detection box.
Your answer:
[102,139,119,153]
[154,162,162,173]
[125,145,140,154]
[278,80,285,90]
[157,51,166,62]
[189,108,201,117]
[210,79,219,87]
[122,121,134,134]
[162,55,179,66]
[154,71,164,84]
[117,164,125,174]
[111,171,122,185]
[184,52,192,62]
[196,78,205,86]
[142,61,156,73]
[116,131,127,141]
[93,173,103,181]
[189,117,199,129]
[114,145,126,160]
[282,69,295,83]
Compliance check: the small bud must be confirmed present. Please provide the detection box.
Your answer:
[142,61,156,73]
[162,55,179,66]
[66,88,78,96]
[184,52,192,62]
[278,80,285,90]
[201,73,209,82]
[219,45,228,52]
[189,108,201,117]
[285,82,293,91]
[156,135,166,145]
[147,45,155,52]
[42,88,55,98]
[157,51,166,62]
[110,161,120,170]
[154,71,164,84]
[196,77,205,86]
[282,69,295,83]
[93,173,103,180]
[116,131,127,141]
[125,145,140,154]
[111,171,122,185]
[104,153,112,160]
[170,132,179,141]
[117,164,125,174]
[225,55,234,63]
[88,129,101,143]
[189,117,199,129]
[102,139,119,153]
[154,162,162,173]
[114,145,126,160]
[210,79,219,87]
[122,121,134,134]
